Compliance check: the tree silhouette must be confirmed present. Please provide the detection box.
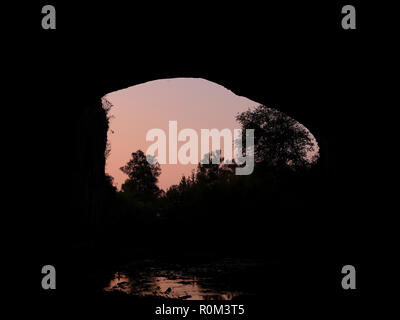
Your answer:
[120,150,161,201]
[236,105,317,169]
[195,150,236,183]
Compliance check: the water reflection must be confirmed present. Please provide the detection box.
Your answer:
[104,272,241,300]
[105,272,133,294]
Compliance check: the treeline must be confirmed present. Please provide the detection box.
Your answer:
[100,105,324,254]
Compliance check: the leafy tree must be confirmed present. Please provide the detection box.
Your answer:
[120,150,161,200]
[236,105,317,169]
[195,150,236,183]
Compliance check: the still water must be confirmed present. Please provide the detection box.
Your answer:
[104,271,241,300]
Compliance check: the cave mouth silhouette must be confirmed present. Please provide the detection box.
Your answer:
[101,77,320,191]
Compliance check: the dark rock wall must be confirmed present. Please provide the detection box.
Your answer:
[70,100,108,237]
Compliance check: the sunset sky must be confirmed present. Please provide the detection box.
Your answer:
[104,78,259,190]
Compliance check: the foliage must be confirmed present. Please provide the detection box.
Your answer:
[120,150,162,201]
[236,105,317,169]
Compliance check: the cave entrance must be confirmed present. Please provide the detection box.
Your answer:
[102,77,319,192]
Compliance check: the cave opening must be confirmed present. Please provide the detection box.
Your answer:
[101,77,319,192]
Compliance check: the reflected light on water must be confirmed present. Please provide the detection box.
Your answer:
[105,272,133,294]
[104,272,241,300]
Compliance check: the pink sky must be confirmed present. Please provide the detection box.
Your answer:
[104,78,259,191]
